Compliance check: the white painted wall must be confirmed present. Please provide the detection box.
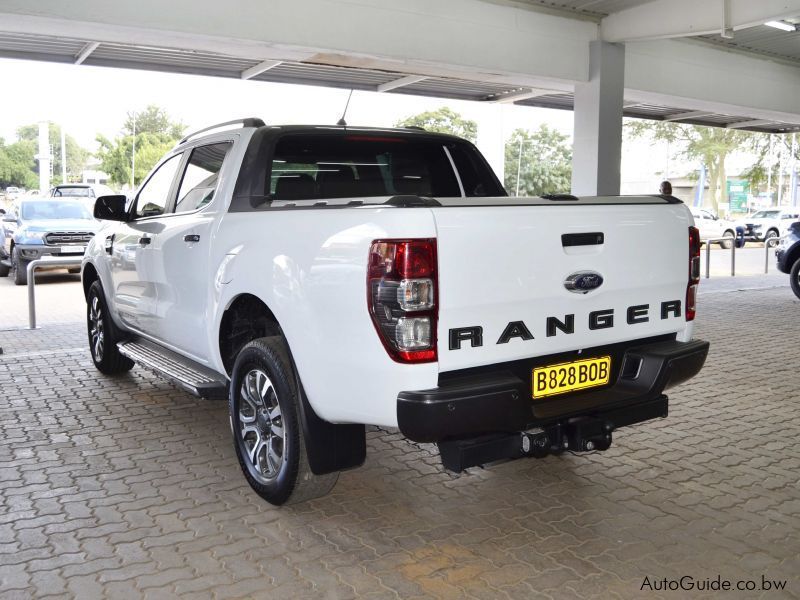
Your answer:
[1,0,799,122]
[625,39,800,124]
[0,0,594,90]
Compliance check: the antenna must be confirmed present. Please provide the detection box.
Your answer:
[337,89,354,127]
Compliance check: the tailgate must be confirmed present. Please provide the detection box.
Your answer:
[433,200,692,372]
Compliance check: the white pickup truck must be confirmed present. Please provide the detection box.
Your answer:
[82,119,709,505]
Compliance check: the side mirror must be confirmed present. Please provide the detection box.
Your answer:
[94,195,129,221]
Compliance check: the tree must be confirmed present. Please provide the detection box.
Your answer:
[16,123,90,185]
[0,138,38,189]
[96,106,186,187]
[395,107,477,143]
[741,133,799,198]
[504,125,572,196]
[625,120,765,213]
[123,105,185,139]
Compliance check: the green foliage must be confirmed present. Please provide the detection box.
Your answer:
[625,120,767,212]
[395,107,477,143]
[96,106,186,186]
[0,138,38,189]
[504,125,572,196]
[123,105,186,139]
[740,133,797,193]
[16,123,89,185]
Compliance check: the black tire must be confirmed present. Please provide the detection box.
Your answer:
[719,232,734,250]
[10,247,27,285]
[791,258,800,300]
[0,259,9,278]
[765,229,779,241]
[229,336,338,505]
[87,280,134,374]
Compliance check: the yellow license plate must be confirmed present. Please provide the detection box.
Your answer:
[532,356,611,399]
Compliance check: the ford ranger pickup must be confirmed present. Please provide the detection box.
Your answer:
[82,118,709,505]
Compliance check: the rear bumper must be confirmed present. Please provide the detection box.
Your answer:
[397,338,709,443]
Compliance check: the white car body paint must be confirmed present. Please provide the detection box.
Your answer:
[84,125,698,429]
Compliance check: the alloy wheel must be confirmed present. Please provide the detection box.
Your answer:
[238,368,285,482]
[88,295,104,361]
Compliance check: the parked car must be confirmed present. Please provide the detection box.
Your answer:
[779,215,800,238]
[0,210,10,272]
[1,198,100,285]
[81,119,709,505]
[4,186,22,201]
[776,221,800,299]
[737,208,800,242]
[689,207,737,248]
[50,184,116,210]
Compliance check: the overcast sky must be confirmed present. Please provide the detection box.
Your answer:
[0,57,574,150]
[3,56,742,195]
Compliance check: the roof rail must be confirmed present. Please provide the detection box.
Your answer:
[179,117,265,144]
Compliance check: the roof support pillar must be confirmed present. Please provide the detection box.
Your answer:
[475,105,505,185]
[571,41,625,196]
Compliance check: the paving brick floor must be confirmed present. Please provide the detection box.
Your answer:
[1,286,799,599]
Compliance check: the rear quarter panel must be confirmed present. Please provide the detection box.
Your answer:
[212,207,439,427]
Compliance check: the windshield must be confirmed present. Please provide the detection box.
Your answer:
[21,202,93,220]
[752,210,779,219]
[52,186,93,197]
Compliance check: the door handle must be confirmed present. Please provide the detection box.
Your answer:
[183,234,200,243]
[138,237,151,246]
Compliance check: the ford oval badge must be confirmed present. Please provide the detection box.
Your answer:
[564,271,604,294]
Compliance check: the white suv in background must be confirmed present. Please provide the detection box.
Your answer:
[690,208,737,248]
[740,208,800,242]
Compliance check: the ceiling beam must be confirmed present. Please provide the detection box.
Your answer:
[376,75,427,93]
[663,110,715,122]
[726,119,777,129]
[486,87,553,103]
[240,59,282,80]
[74,41,99,65]
[600,0,800,42]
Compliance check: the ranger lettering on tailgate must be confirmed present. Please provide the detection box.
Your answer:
[449,299,683,350]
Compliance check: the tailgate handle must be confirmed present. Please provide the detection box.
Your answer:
[562,232,604,247]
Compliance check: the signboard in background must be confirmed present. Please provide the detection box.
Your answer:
[727,180,749,213]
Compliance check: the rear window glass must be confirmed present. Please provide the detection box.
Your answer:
[52,187,93,197]
[269,135,463,201]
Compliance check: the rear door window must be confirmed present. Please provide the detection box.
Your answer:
[269,134,463,200]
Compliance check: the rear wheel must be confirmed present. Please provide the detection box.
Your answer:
[791,258,800,300]
[0,257,9,278]
[87,280,134,374]
[229,336,338,505]
[10,247,27,285]
[765,229,779,242]
[719,232,734,250]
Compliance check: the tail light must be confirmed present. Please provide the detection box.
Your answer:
[368,239,437,363]
[687,226,701,321]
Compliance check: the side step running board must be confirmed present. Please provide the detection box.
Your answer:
[118,339,228,399]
